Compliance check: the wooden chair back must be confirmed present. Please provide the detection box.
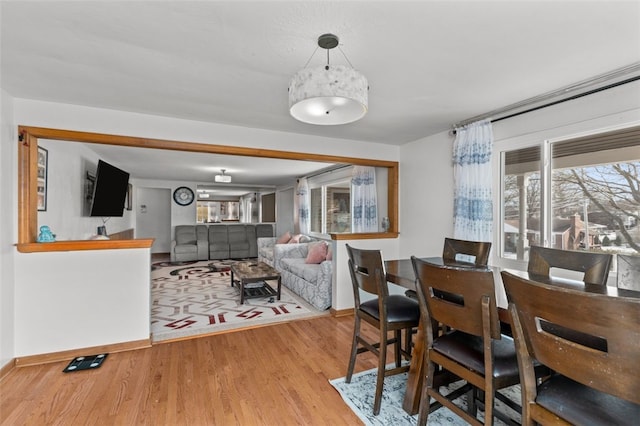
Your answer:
[618,254,640,291]
[502,271,640,405]
[346,244,388,303]
[442,238,491,266]
[527,245,612,285]
[411,256,500,339]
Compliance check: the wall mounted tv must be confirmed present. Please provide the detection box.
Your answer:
[89,160,130,217]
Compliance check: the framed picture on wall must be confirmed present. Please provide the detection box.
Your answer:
[126,183,133,210]
[37,146,48,211]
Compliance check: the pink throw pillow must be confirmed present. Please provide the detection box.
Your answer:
[305,242,328,264]
[325,248,332,261]
[277,231,291,244]
[288,234,303,244]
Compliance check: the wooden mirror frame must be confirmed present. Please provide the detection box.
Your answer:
[17,126,399,253]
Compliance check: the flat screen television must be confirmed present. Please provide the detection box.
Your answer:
[89,160,130,217]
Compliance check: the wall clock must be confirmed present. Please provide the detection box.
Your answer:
[173,186,194,206]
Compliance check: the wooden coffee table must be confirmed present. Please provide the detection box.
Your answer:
[230,261,281,304]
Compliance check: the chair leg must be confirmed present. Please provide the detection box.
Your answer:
[484,388,494,426]
[467,388,478,417]
[404,328,412,359]
[346,315,360,383]
[373,325,388,415]
[417,350,436,426]
[394,329,402,367]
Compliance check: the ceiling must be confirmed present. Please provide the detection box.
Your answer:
[3,1,640,191]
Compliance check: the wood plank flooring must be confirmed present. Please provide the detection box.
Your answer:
[1,315,385,425]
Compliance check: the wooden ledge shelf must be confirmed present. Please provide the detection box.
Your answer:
[17,238,155,253]
[330,232,399,240]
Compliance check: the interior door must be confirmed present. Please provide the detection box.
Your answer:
[136,187,171,253]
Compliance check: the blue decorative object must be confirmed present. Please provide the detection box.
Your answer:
[37,225,56,242]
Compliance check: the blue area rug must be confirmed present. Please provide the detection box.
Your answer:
[330,366,520,426]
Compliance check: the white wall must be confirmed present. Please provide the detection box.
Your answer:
[1,89,16,368]
[37,139,135,240]
[399,130,455,258]
[332,238,403,310]
[13,99,399,159]
[4,98,399,360]
[135,178,202,247]
[14,248,151,356]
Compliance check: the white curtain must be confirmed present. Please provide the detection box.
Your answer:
[351,166,378,233]
[453,119,493,242]
[296,178,310,235]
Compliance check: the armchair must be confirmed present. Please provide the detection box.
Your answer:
[170,225,209,262]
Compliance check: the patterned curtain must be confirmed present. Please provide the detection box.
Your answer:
[453,119,493,241]
[351,166,378,232]
[297,178,310,235]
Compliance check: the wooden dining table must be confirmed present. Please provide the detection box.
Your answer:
[384,256,640,415]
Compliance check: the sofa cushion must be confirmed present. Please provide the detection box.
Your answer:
[259,246,273,259]
[175,245,197,254]
[299,235,312,243]
[256,224,273,238]
[175,226,196,245]
[230,241,250,250]
[306,241,328,264]
[288,234,303,244]
[277,231,291,244]
[280,258,322,285]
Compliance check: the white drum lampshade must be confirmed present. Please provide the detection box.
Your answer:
[288,34,368,125]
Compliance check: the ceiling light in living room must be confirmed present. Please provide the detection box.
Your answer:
[214,169,231,183]
[288,33,368,126]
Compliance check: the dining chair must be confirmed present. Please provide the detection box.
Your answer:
[527,245,614,345]
[345,244,420,416]
[411,256,539,426]
[405,237,492,300]
[502,271,640,425]
[443,237,492,266]
[527,245,612,285]
[617,254,640,291]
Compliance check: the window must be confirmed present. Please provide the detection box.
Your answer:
[196,201,240,223]
[309,180,352,234]
[502,146,542,259]
[501,126,640,260]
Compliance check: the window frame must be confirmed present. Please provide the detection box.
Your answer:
[308,168,353,236]
[494,121,640,270]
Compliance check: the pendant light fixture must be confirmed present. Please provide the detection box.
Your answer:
[214,169,231,183]
[288,33,368,125]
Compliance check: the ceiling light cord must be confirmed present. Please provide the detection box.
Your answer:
[302,46,320,69]
[337,46,355,69]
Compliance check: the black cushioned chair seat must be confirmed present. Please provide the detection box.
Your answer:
[536,374,640,425]
[432,330,520,380]
[360,295,420,323]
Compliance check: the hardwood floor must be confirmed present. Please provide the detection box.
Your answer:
[1,315,386,425]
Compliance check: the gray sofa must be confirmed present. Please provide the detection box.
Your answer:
[171,223,273,261]
[208,223,274,260]
[170,225,209,262]
[258,236,332,310]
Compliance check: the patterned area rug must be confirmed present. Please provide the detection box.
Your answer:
[330,366,521,426]
[151,259,323,342]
